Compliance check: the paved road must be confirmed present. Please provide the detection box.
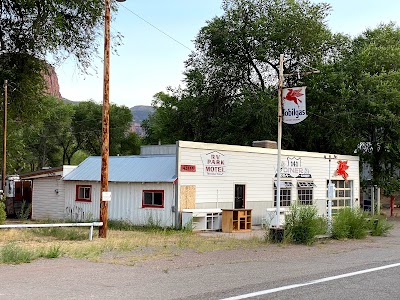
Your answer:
[1,221,400,300]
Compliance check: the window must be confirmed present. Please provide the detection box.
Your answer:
[297,182,315,205]
[142,190,164,208]
[274,181,292,207]
[76,185,92,202]
[327,180,352,214]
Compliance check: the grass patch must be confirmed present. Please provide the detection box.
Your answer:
[0,225,265,265]
[32,227,88,241]
[39,245,62,259]
[0,200,6,225]
[0,242,34,264]
[108,219,177,234]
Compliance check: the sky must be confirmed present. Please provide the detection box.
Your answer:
[55,0,400,108]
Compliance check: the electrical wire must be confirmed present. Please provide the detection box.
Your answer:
[118,3,193,52]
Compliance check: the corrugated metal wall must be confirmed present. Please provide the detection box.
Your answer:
[32,177,65,220]
[64,181,175,227]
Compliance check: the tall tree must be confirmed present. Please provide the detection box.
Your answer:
[346,24,400,193]
[145,0,342,146]
[0,0,122,120]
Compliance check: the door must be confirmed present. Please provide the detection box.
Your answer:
[234,184,246,209]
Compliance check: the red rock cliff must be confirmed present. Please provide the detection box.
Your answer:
[43,64,62,99]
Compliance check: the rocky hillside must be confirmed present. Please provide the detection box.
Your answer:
[130,105,154,124]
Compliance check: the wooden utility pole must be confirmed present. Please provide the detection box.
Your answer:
[99,0,126,238]
[2,80,7,195]
[99,0,111,238]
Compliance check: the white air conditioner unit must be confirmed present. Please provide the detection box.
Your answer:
[264,208,288,228]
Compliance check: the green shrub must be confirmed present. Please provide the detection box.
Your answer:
[0,199,6,225]
[332,207,369,239]
[17,200,31,220]
[0,243,34,264]
[284,204,326,245]
[369,216,394,236]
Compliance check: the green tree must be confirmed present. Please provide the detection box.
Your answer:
[145,0,341,145]
[72,100,137,156]
[0,0,122,120]
[347,24,400,193]
[288,23,400,193]
[19,97,75,170]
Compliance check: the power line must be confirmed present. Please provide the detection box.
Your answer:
[119,3,193,52]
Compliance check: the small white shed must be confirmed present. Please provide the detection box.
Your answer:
[20,166,76,220]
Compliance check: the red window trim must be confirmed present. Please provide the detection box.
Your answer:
[75,185,92,202]
[142,190,164,208]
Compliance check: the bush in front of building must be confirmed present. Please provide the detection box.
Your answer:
[368,215,394,236]
[284,204,327,245]
[331,207,370,239]
[0,197,6,225]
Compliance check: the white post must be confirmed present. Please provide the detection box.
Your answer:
[325,154,337,233]
[371,186,375,216]
[89,224,94,241]
[276,54,284,227]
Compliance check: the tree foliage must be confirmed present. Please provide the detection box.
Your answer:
[0,0,114,69]
[144,1,400,193]
[0,0,122,121]
[1,98,140,173]
[72,101,136,156]
[146,0,339,146]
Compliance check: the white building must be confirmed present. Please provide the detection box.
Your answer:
[171,141,359,226]
[62,155,177,227]
[27,141,360,228]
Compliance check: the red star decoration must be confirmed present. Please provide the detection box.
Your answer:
[335,160,349,182]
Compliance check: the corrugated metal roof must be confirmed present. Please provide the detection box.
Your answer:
[63,155,176,182]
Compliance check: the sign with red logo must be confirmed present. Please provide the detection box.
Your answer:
[283,86,307,124]
[181,164,196,172]
[335,160,349,182]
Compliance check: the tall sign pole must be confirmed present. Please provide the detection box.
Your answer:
[324,154,337,233]
[99,0,112,238]
[276,54,284,227]
[2,80,7,195]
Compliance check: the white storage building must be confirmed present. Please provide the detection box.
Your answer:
[20,166,76,220]
[62,155,177,227]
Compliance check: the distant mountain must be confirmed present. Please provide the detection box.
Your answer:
[63,98,80,105]
[130,105,154,124]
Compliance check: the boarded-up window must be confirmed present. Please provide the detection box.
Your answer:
[180,185,196,209]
